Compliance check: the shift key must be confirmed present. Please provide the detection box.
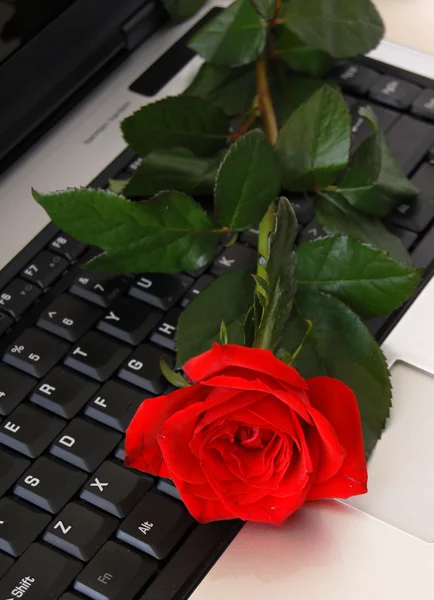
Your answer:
[386,116,434,175]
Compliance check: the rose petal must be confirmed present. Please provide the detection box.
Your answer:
[171,476,236,523]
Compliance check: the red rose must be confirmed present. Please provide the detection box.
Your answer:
[125,344,367,524]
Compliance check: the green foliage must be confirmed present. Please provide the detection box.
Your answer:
[33,189,222,273]
[274,27,334,77]
[121,96,229,157]
[188,0,267,66]
[214,130,281,230]
[276,84,351,191]
[296,236,422,318]
[162,0,207,22]
[160,358,191,388]
[280,0,384,59]
[281,291,391,457]
[176,270,255,367]
[249,0,276,20]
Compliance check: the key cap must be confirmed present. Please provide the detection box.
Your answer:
[0,542,81,599]
[70,272,128,307]
[412,223,434,269]
[74,540,158,600]
[49,233,87,261]
[411,162,434,198]
[389,194,434,232]
[156,478,181,501]
[350,110,371,151]
[3,328,70,378]
[60,594,83,600]
[0,312,13,336]
[84,380,147,432]
[290,195,315,225]
[0,279,41,318]
[0,449,30,496]
[335,62,380,95]
[240,228,259,247]
[150,309,181,351]
[0,552,14,578]
[0,365,36,416]
[386,115,434,174]
[14,456,87,513]
[97,297,163,345]
[0,497,51,556]
[127,156,142,173]
[114,440,125,461]
[0,404,65,458]
[43,502,118,561]
[30,367,99,419]
[129,273,193,310]
[22,251,69,289]
[211,244,256,276]
[371,104,400,133]
[81,460,153,518]
[388,225,418,249]
[180,274,214,308]
[64,331,131,381]
[50,417,122,472]
[299,219,327,242]
[38,295,103,342]
[369,76,421,110]
[412,89,434,122]
[116,490,194,559]
[118,344,173,394]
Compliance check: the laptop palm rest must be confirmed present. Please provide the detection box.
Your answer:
[347,361,434,542]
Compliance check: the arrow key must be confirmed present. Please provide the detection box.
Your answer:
[38,294,103,342]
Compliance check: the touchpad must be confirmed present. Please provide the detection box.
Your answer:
[348,362,434,542]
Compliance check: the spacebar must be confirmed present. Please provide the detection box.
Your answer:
[386,115,434,175]
[139,521,242,600]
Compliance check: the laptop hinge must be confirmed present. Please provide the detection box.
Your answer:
[122,1,167,51]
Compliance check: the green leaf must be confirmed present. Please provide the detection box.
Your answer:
[121,96,229,157]
[281,291,391,456]
[337,106,419,217]
[214,130,281,230]
[33,188,222,274]
[160,358,191,388]
[274,27,334,77]
[188,0,267,67]
[108,179,128,195]
[296,235,422,318]
[186,62,257,116]
[280,0,384,59]
[250,0,276,20]
[255,198,299,350]
[275,84,351,191]
[123,148,221,198]
[161,0,206,22]
[175,270,255,367]
[315,191,412,264]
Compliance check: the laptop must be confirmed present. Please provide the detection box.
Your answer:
[1,0,434,598]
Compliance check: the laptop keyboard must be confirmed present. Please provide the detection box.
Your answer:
[1,56,434,599]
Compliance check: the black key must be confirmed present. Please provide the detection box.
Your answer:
[0,552,14,578]
[14,456,87,513]
[43,502,118,561]
[386,116,434,174]
[70,272,129,308]
[335,62,380,95]
[118,344,173,394]
[412,89,434,122]
[240,228,259,247]
[138,521,241,600]
[0,542,82,600]
[412,223,434,269]
[299,219,327,242]
[3,328,70,378]
[0,365,36,416]
[0,449,30,496]
[60,594,82,600]
[30,367,99,419]
[81,460,153,518]
[290,195,315,225]
[180,274,214,308]
[64,331,131,381]
[350,110,372,151]
[210,244,257,276]
[428,144,434,164]
[411,162,434,198]
[0,497,50,557]
[0,312,13,336]
[0,404,65,458]
[0,279,41,318]
[74,540,158,600]
[50,417,122,472]
[366,315,389,337]
[371,104,400,133]
[49,232,87,261]
[156,478,181,501]
[343,93,357,109]
[150,309,181,351]
[22,251,68,289]
[97,297,163,345]
[129,273,193,310]
[116,490,194,559]
[370,76,421,110]
[114,440,125,461]
[389,194,434,232]
[388,225,418,249]
[84,380,147,432]
[127,156,142,173]
[38,294,103,342]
